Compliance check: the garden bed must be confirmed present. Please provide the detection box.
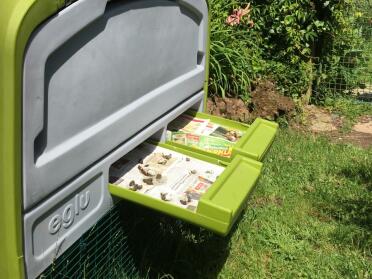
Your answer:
[207,80,295,123]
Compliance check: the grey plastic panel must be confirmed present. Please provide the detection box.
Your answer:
[23,0,208,209]
[24,92,204,279]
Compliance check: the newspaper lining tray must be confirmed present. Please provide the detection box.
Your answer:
[108,142,262,236]
[165,111,279,162]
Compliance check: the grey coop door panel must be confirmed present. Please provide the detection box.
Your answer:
[23,0,208,209]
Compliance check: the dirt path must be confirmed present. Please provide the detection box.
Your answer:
[302,106,372,148]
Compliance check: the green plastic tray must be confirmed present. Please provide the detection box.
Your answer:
[165,111,279,163]
[109,142,262,236]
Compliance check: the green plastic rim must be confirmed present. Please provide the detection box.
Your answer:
[165,111,279,163]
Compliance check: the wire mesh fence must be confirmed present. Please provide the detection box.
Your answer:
[313,14,372,102]
[38,202,139,279]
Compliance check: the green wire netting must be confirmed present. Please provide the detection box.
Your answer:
[38,202,139,279]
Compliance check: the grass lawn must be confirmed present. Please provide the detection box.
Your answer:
[123,129,371,279]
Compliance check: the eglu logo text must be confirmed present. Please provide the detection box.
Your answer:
[48,190,90,234]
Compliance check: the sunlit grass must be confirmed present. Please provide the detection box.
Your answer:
[123,129,371,279]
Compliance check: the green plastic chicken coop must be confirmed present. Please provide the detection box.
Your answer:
[0,0,278,278]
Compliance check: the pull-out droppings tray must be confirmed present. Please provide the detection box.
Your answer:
[165,111,278,162]
[108,142,262,236]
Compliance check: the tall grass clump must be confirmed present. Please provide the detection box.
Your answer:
[208,1,264,101]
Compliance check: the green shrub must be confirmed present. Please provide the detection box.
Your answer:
[208,0,370,103]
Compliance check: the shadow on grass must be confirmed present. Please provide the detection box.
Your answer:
[315,164,371,252]
[336,164,371,230]
[340,165,372,191]
[333,198,372,230]
[325,196,372,252]
[119,201,238,279]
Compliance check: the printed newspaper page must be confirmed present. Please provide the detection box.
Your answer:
[167,114,244,157]
[167,114,209,135]
[110,143,225,212]
[167,132,234,157]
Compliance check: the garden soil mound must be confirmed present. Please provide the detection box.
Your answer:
[207,80,295,123]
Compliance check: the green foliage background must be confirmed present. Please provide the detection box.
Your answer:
[208,0,370,103]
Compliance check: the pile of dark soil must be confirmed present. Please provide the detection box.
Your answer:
[250,80,296,120]
[207,80,295,123]
[207,97,251,122]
